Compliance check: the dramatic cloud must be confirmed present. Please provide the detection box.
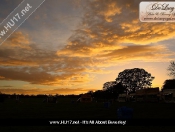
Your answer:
[98,45,173,62]
[58,0,175,58]
[0,0,174,92]
[0,32,97,85]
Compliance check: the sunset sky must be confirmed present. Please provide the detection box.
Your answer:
[0,0,175,95]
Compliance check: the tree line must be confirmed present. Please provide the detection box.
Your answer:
[91,61,175,100]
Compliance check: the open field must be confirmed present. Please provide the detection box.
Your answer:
[1,97,175,119]
[0,97,175,132]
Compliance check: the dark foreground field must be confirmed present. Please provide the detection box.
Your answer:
[0,97,175,132]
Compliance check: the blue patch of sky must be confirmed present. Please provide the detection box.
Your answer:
[158,38,175,51]
[19,0,83,31]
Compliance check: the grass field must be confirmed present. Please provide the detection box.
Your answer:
[0,97,175,132]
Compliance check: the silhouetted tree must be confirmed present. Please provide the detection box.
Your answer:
[103,81,125,93]
[167,61,175,78]
[103,81,117,91]
[162,79,175,91]
[102,81,126,99]
[87,90,93,95]
[116,68,154,93]
[93,90,106,101]
[110,82,126,94]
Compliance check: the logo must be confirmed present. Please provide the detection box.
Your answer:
[140,1,175,22]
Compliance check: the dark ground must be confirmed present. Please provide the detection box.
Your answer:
[0,97,175,132]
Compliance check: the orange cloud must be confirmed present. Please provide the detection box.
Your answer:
[90,0,122,22]
[99,45,170,57]
[0,76,5,79]
[0,67,93,86]
[1,32,31,49]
